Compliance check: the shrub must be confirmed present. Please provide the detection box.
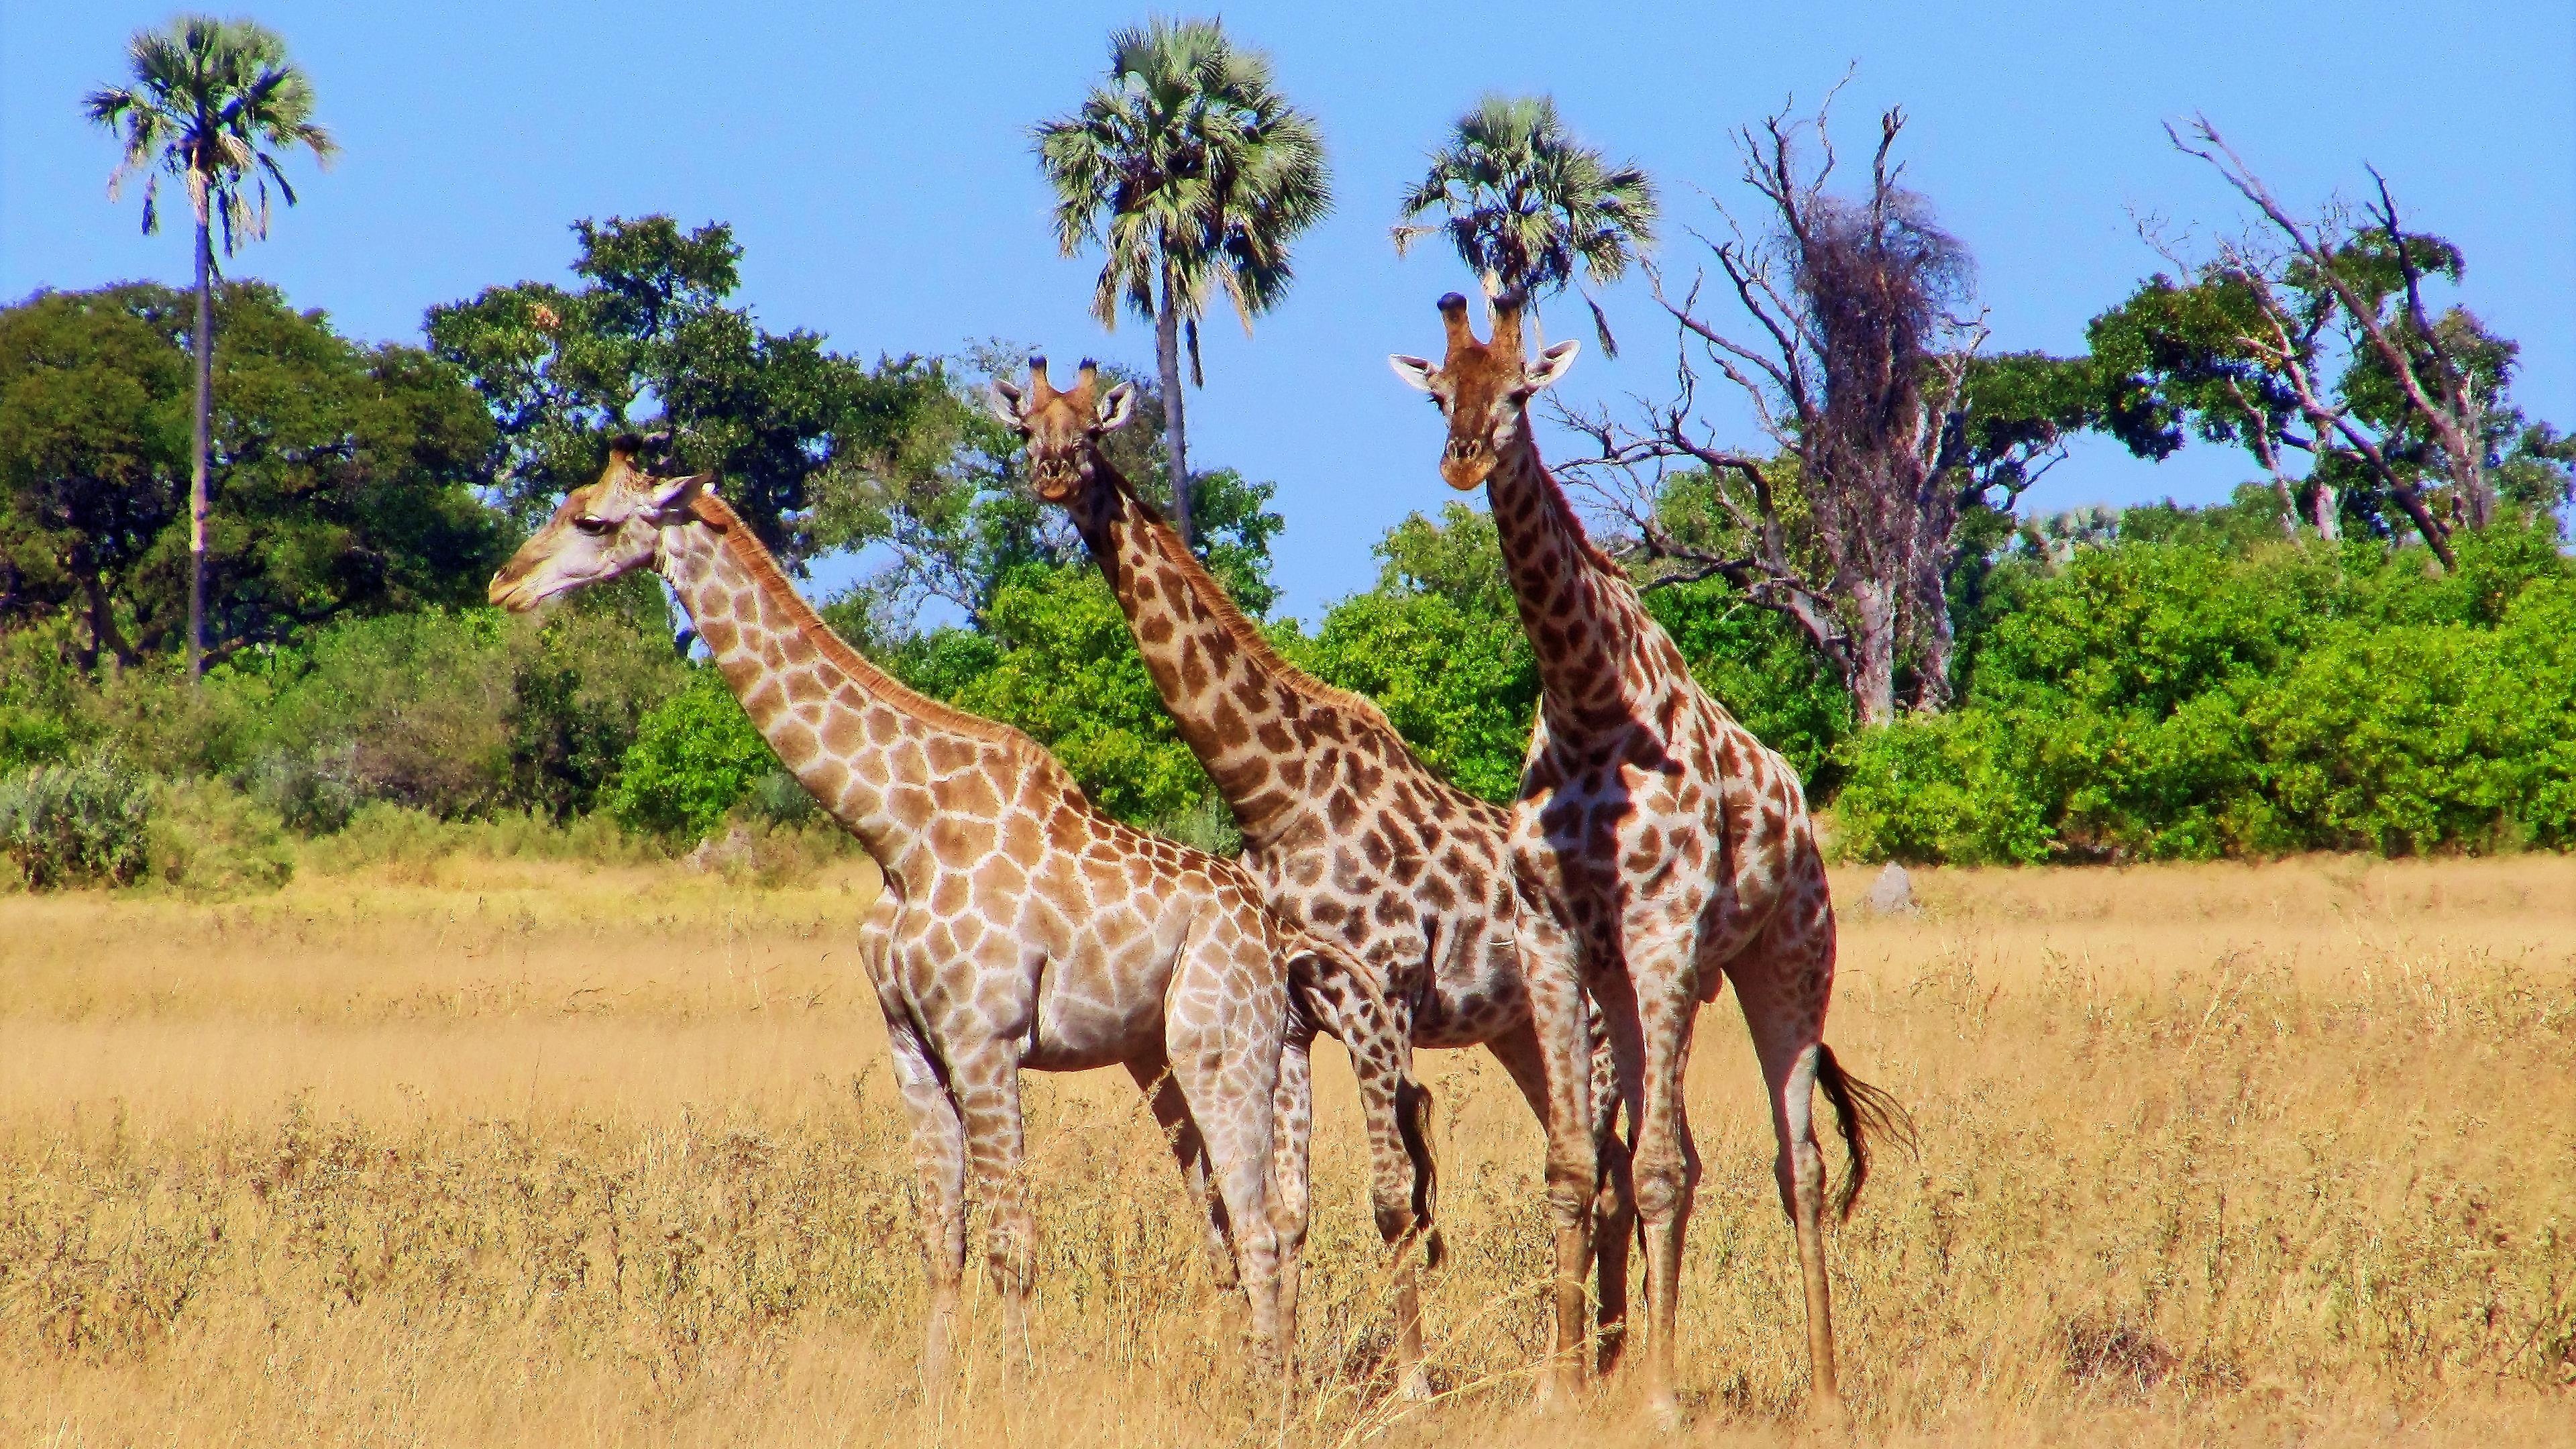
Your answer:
[299,801,667,877]
[146,779,293,898]
[1833,524,2576,863]
[245,745,365,835]
[744,769,820,827]
[0,753,152,888]
[608,669,777,839]
[1646,576,1853,792]
[1297,588,1537,806]
[1832,712,2053,865]
[924,564,1216,825]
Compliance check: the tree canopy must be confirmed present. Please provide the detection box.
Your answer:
[426,216,955,564]
[0,282,504,669]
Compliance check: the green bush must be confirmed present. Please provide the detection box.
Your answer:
[1646,576,1854,792]
[297,801,664,876]
[146,779,294,898]
[70,584,687,833]
[1833,522,2576,864]
[608,669,779,839]
[0,753,153,888]
[892,564,1218,826]
[1295,588,1536,806]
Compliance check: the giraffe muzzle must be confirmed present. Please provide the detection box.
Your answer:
[1440,441,1495,491]
[1030,461,1083,501]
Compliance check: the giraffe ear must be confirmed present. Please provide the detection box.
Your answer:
[987,378,1027,428]
[1093,382,1136,433]
[1525,339,1580,391]
[1388,355,1439,393]
[645,471,710,517]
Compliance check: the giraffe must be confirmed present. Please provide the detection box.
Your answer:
[486,440,1436,1383]
[991,356,1625,1400]
[1391,293,1911,1428]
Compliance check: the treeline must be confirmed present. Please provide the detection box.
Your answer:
[3,216,2569,890]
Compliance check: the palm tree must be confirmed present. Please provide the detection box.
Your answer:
[87,15,334,679]
[1034,17,1329,545]
[1395,94,1656,355]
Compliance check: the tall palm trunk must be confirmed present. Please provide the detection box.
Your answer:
[1155,260,1192,547]
[188,211,213,681]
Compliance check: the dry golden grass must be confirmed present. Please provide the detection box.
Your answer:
[3,853,2572,1446]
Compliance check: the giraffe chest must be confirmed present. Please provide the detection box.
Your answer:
[1515,704,1801,962]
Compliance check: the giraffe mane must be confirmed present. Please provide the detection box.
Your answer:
[1534,464,1633,582]
[687,492,1079,790]
[1107,470,1399,731]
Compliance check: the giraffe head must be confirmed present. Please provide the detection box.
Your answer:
[487,437,712,612]
[989,356,1136,504]
[1389,292,1579,490]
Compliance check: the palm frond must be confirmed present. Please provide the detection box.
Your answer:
[1393,91,1657,313]
[88,14,331,250]
[1031,15,1330,352]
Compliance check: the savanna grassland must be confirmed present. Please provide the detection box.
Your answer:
[2,853,2571,1448]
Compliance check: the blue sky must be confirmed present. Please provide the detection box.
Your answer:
[7,1,2570,623]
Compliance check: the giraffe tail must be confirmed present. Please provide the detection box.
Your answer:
[1397,1073,1445,1269]
[1815,1044,1918,1222]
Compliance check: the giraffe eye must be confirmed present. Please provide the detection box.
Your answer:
[573,516,614,535]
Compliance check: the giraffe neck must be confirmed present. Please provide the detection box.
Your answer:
[1065,460,1355,847]
[1485,432,1664,731]
[656,496,1057,872]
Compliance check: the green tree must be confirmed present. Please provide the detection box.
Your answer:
[1393,93,1655,353]
[1034,17,1330,544]
[87,15,335,679]
[427,216,953,562]
[2087,260,2571,554]
[2120,118,2576,558]
[1831,515,2576,863]
[0,282,505,667]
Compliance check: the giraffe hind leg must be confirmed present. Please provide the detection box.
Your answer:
[1725,894,1907,1429]
[1296,944,1430,1397]
[950,1045,1035,1356]
[1125,1055,1241,1292]
[878,1008,967,1386]
[1621,941,1704,1431]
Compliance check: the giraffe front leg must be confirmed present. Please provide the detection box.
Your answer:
[1497,912,1601,1409]
[1166,953,1285,1380]
[1585,969,1644,1380]
[1626,942,1705,1432]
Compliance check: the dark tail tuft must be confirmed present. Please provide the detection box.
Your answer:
[1815,1044,1918,1222]
[1397,1077,1445,1269]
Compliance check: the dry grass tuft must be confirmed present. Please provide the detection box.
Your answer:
[3,853,2572,1445]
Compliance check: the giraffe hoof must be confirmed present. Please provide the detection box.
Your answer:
[1644,1389,1685,1434]
[1529,1367,1580,1415]
[1397,1363,1435,1402]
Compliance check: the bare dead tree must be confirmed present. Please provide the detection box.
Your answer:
[1558,95,2049,723]
[2163,115,2508,564]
